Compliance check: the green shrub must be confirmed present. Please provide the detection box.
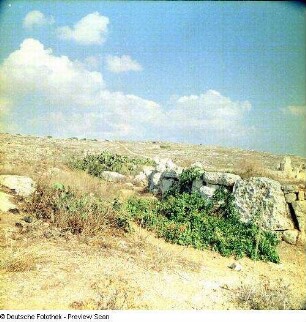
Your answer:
[70,151,155,176]
[166,167,203,196]
[122,187,280,263]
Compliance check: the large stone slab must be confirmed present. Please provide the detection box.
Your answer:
[291,201,306,232]
[160,178,176,195]
[203,172,241,187]
[233,177,294,231]
[101,171,126,182]
[0,175,36,197]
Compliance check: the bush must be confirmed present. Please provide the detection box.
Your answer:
[70,151,155,176]
[236,278,294,309]
[165,167,203,196]
[121,170,280,263]
[26,183,122,236]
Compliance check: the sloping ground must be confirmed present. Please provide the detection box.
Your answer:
[0,133,305,310]
[0,194,305,310]
[1,133,305,182]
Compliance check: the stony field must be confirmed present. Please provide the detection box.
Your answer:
[0,133,305,310]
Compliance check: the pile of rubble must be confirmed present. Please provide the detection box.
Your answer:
[137,157,306,245]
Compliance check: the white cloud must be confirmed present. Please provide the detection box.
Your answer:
[165,90,252,137]
[282,105,306,117]
[0,39,252,143]
[0,39,163,138]
[106,55,143,73]
[23,10,54,29]
[0,38,105,107]
[56,12,109,45]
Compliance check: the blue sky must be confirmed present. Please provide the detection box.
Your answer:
[0,1,305,156]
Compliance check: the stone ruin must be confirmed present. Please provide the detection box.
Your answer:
[135,157,306,246]
[279,156,306,181]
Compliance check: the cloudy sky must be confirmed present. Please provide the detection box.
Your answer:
[0,1,305,156]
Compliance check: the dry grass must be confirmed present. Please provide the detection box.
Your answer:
[0,248,39,272]
[25,182,123,237]
[236,277,295,310]
[236,159,269,179]
[77,276,147,310]
[124,229,201,273]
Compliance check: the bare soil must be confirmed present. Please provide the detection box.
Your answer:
[0,133,305,310]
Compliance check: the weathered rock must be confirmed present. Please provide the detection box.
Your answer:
[0,175,36,197]
[284,193,297,203]
[291,201,306,231]
[298,191,305,201]
[279,156,293,177]
[0,191,18,213]
[142,166,155,177]
[163,170,180,179]
[154,158,176,172]
[199,186,216,199]
[149,171,162,193]
[192,178,204,193]
[133,172,148,185]
[233,177,294,231]
[101,171,126,182]
[203,172,241,187]
[160,178,176,195]
[282,184,299,193]
[228,262,242,271]
[23,216,33,223]
[282,230,299,245]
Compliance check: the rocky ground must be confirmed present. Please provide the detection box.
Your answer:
[0,133,305,310]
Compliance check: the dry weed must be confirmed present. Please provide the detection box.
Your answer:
[236,277,294,310]
[125,229,201,273]
[70,276,147,310]
[0,248,39,272]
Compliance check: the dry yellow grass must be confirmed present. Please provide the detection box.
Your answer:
[1,133,306,310]
[0,248,39,272]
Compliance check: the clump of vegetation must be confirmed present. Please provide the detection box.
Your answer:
[166,167,203,196]
[160,144,171,149]
[120,168,280,263]
[236,278,294,309]
[26,183,126,236]
[70,151,155,176]
[0,249,39,272]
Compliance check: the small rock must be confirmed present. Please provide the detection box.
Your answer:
[298,191,305,201]
[9,208,20,214]
[284,193,297,203]
[23,216,33,223]
[15,222,23,228]
[228,262,242,271]
[282,230,299,245]
[199,186,216,199]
